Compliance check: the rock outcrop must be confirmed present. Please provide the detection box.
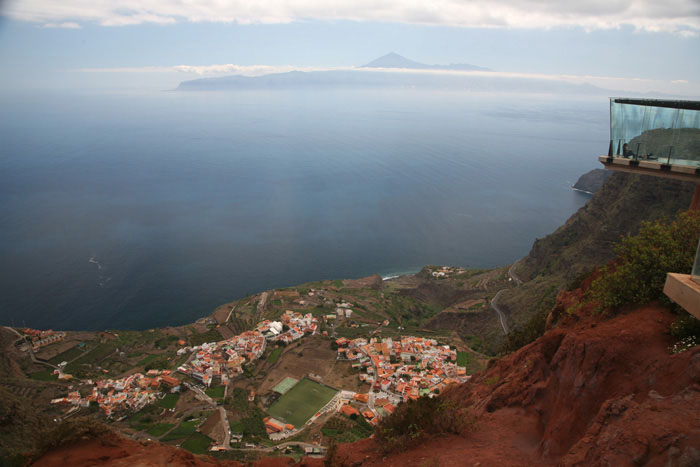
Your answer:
[572,168,612,194]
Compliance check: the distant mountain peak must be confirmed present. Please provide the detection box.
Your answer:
[361,53,491,72]
[362,53,430,69]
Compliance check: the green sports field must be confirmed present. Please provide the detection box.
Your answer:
[267,378,337,427]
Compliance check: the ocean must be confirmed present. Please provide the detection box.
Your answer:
[0,88,608,330]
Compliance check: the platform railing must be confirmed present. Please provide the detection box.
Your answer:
[609,98,700,168]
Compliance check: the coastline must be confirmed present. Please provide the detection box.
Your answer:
[571,186,594,195]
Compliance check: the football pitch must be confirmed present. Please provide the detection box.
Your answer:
[267,377,338,427]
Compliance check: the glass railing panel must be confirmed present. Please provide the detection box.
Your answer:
[609,98,700,168]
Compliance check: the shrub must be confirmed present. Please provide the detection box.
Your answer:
[586,210,700,313]
[669,310,700,353]
[670,310,700,341]
[374,396,469,453]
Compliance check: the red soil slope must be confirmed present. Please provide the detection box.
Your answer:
[334,294,700,466]
[31,431,324,467]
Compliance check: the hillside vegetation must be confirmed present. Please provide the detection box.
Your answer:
[496,171,695,351]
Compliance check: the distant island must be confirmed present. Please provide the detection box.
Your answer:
[176,53,610,95]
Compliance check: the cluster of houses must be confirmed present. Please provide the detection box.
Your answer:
[337,392,397,427]
[429,266,466,279]
[176,311,319,387]
[336,336,470,400]
[51,370,180,417]
[263,416,296,436]
[177,330,266,387]
[323,301,354,323]
[256,310,319,344]
[22,328,66,350]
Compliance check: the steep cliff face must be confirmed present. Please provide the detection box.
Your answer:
[572,168,611,194]
[497,171,695,335]
[332,297,700,466]
[518,172,695,283]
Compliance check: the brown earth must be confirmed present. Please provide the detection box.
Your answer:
[32,432,239,467]
[31,430,329,467]
[343,275,384,290]
[256,335,341,394]
[331,293,700,466]
[200,411,224,445]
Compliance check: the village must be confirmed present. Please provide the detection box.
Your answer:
[40,306,470,451]
[50,369,180,418]
[175,310,319,386]
[18,272,485,459]
[336,335,470,399]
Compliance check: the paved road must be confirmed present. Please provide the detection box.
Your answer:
[234,441,325,453]
[489,290,510,335]
[218,406,231,449]
[183,382,217,406]
[487,260,526,335]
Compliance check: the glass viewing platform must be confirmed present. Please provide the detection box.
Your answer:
[599,98,700,182]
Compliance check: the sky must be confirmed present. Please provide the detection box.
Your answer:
[0,0,699,95]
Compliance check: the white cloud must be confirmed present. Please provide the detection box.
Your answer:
[74,62,696,94]
[41,21,81,29]
[77,64,350,76]
[4,0,700,35]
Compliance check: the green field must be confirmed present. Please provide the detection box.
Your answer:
[181,433,213,454]
[267,347,283,365]
[48,345,86,365]
[457,351,468,367]
[138,354,161,366]
[28,370,57,381]
[65,342,117,372]
[161,420,199,441]
[158,393,180,409]
[146,423,174,437]
[267,378,337,427]
[205,386,225,399]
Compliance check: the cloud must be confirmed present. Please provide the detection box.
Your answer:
[74,62,695,94]
[4,0,700,35]
[77,64,349,76]
[41,21,81,29]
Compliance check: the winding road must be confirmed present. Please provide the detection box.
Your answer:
[490,290,510,335]
[489,261,522,335]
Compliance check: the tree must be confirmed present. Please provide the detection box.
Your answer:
[587,210,700,312]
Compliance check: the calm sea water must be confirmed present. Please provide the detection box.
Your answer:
[0,89,608,330]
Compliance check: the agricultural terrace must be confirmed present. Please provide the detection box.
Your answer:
[267,378,338,427]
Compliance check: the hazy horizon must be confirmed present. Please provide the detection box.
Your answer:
[1,1,699,96]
